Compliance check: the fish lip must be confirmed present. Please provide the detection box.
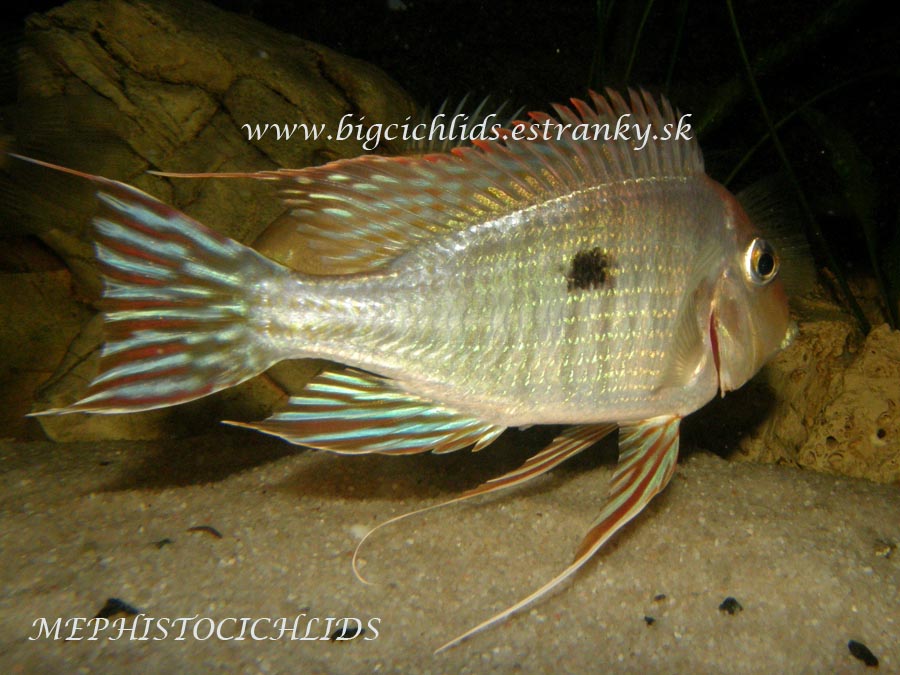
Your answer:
[709,311,722,384]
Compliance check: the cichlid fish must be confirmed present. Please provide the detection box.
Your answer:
[23,89,795,650]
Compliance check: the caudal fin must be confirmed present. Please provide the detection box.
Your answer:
[18,156,288,415]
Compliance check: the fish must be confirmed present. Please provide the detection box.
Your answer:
[20,88,796,651]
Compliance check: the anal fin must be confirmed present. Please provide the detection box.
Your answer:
[226,368,505,455]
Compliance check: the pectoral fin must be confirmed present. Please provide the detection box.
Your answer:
[436,415,681,653]
[657,290,707,389]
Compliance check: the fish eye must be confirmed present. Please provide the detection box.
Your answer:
[743,238,779,285]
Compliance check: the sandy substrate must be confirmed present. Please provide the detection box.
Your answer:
[1,427,898,674]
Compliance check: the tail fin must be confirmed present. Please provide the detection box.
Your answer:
[17,156,287,415]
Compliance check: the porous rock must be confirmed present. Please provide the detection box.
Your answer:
[736,297,900,484]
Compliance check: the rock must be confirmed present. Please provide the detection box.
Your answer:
[0,269,90,440]
[735,293,900,484]
[16,0,416,279]
[9,0,416,441]
[797,324,900,482]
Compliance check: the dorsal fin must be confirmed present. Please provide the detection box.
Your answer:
[400,95,520,156]
[156,89,704,274]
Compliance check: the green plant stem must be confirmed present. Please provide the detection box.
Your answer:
[588,0,616,89]
[699,0,863,135]
[623,0,656,85]
[725,0,870,334]
[664,0,690,92]
[724,69,896,186]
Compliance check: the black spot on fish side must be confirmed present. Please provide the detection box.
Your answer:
[567,247,612,292]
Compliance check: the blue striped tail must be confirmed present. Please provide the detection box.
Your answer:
[19,156,287,415]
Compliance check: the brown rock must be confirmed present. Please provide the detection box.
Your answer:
[16,0,415,272]
[736,295,900,484]
[797,324,900,482]
[0,269,90,439]
[10,0,415,441]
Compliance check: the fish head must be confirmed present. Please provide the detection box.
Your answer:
[709,184,795,394]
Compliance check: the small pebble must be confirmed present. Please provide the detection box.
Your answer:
[874,540,895,559]
[94,598,141,619]
[331,625,365,641]
[349,524,370,540]
[848,640,878,667]
[718,597,743,615]
[187,525,223,539]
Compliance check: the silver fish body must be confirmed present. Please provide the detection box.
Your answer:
[261,173,783,427]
